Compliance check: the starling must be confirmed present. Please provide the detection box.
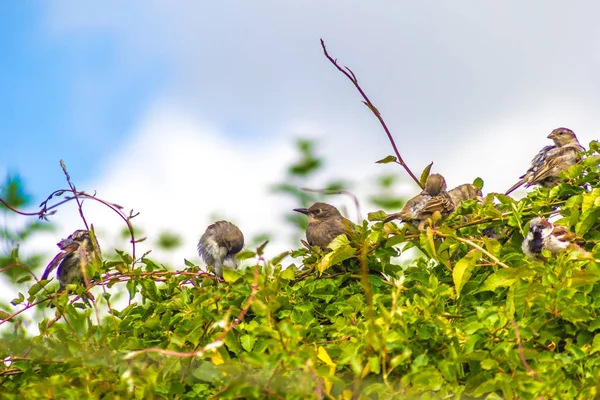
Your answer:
[293,202,355,250]
[41,229,101,289]
[198,221,244,278]
[506,128,585,195]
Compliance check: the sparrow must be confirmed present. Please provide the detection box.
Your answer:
[522,217,588,259]
[448,184,483,208]
[293,202,355,250]
[197,221,244,278]
[384,173,455,231]
[506,128,585,195]
[41,229,101,289]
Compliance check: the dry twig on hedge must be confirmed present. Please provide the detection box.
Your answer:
[320,38,424,190]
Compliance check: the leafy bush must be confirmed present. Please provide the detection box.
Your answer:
[0,142,599,399]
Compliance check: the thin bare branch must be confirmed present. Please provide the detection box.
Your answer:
[511,319,542,383]
[320,38,424,189]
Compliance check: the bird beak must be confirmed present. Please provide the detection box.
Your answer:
[57,237,79,253]
[547,132,555,139]
[293,208,310,215]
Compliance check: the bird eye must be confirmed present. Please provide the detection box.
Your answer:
[315,209,322,215]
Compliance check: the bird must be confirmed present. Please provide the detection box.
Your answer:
[506,128,585,195]
[522,217,588,259]
[293,202,355,250]
[384,173,455,231]
[197,221,244,278]
[448,184,483,208]
[41,229,101,289]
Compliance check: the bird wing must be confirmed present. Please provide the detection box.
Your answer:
[41,251,69,280]
[420,193,454,215]
[528,144,583,184]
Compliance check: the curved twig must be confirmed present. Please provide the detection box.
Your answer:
[320,39,424,189]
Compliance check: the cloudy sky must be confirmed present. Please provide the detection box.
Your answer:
[2,2,600,277]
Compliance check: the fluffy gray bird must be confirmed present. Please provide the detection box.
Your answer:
[384,173,455,230]
[506,128,585,195]
[197,221,244,278]
[41,229,100,289]
[293,202,355,250]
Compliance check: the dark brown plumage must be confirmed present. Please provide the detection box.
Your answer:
[41,229,101,289]
[198,221,244,278]
[506,128,585,195]
[384,173,455,231]
[294,202,354,250]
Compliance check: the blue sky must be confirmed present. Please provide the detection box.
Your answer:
[1,1,600,268]
[0,2,165,198]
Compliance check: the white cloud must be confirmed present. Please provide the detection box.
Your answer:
[5,1,600,300]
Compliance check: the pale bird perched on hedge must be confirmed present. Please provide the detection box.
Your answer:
[522,217,589,259]
[506,128,585,195]
[41,229,101,289]
[198,221,244,278]
[448,184,483,207]
[294,202,355,250]
[384,173,455,231]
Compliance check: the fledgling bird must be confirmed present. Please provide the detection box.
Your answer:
[41,230,101,289]
[197,221,244,278]
[522,217,588,259]
[448,184,483,208]
[506,128,585,195]
[384,173,455,231]
[293,202,355,250]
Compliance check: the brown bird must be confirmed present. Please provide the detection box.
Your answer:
[41,230,101,289]
[448,184,483,208]
[198,221,244,278]
[522,217,589,259]
[506,128,585,195]
[293,202,355,250]
[384,173,455,231]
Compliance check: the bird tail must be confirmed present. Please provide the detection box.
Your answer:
[505,180,526,195]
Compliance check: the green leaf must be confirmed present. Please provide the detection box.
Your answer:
[479,267,533,292]
[453,250,480,298]
[576,208,600,236]
[280,267,295,280]
[419,162,433,187]
[223,269,242,283]
[473,177,484,190]
[319,235,356,273]
[368,210,388,221]
[240,334,256,352]
[375,155,397,164]
[184,258,195,267]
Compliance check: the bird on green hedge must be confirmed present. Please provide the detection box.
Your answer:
[384,173,454,231]
[198,221,244,278]
[294,202,355,250]
[506,127,585,195]
[41,229,100,289]
[448,183,483,207]
[522,217,589,259]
